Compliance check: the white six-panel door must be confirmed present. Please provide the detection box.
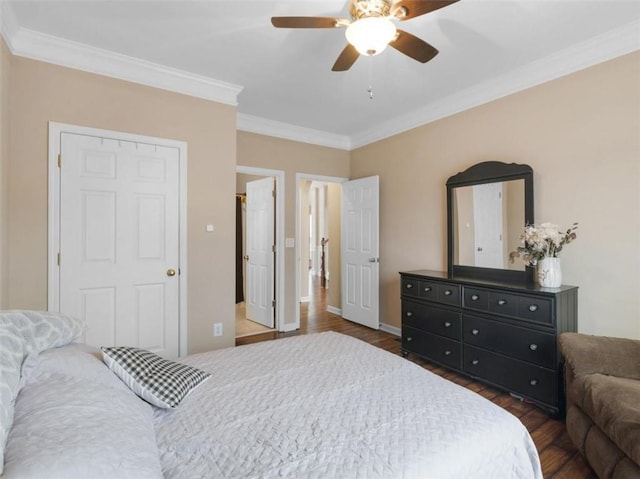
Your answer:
[245,177,275,328]
[341,176,379,330]
[473,182,504,269]
[58,132,181,358]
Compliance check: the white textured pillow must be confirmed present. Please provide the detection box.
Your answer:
[101,346,210,409]
[0,310,85,475]
[4,344,163,479]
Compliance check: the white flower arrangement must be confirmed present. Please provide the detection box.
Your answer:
[509,222,578,266]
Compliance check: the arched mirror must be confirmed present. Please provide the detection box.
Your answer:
[447,161,534,283]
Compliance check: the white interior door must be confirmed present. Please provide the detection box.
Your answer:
[245,177,275,328]
[341,176,379,330]
[473,182,504,268]
[58,132,180,358]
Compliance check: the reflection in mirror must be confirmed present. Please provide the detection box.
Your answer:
[447,161,533,283]
[452,180,525,271]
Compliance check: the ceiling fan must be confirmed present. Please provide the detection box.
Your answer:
[271,0,459,71]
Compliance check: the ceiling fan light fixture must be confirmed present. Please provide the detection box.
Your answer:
[345,17,397,56]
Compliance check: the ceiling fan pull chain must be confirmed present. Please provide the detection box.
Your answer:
[367,56,374,100]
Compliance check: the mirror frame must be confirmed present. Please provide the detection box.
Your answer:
[446,161,534,283]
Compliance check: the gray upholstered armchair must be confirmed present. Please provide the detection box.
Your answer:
[559,333,640,478]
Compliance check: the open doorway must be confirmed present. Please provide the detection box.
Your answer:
[295,174,348,329]
[236,167,285,338]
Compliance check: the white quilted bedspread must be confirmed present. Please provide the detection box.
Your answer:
[154,332,542,479]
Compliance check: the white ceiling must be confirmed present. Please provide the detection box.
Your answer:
[3,1,640,149]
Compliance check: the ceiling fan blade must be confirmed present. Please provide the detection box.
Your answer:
[271,17,347,28]
[332,44,360,71]
[389,30,439,63]
[391,0,459,21]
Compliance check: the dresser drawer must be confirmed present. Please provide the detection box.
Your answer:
[517,296,553,325]
[415,280,460,306]
[403,326,462,370]
[436,283,460,306]
[488,291,519,317]
[402,300,461,340]
[462,315,556,368]
[401,277,421,298]
[463,345,557,406]
[463,287,489,311]
[464,285,554,325]
[404,277,461,307]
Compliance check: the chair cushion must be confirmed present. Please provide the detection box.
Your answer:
[578,373,640,465]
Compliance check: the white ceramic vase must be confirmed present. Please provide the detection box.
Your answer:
[537,257,562,288]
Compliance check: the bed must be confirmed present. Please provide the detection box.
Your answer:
[1,311,542,478]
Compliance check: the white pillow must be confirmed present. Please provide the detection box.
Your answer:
[101,346,210,409]
[3,344,163,479]
[0,310,85,475]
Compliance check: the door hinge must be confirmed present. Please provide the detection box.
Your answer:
[272,190,276,198]
[57,252,60,266]
[272,245,276,253]
[272,300,276,308]
[57,154,62,168]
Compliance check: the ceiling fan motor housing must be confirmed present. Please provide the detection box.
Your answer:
[350,0,393,20]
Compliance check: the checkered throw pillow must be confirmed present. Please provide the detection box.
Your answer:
[101,347,210,409]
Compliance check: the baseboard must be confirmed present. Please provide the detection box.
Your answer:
[326,305,342,316]
[280,322,298,333]
[300,296,310,303]
[379,322,401,337]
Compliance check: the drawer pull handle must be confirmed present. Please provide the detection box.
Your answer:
[444,321,452,328]
[471,294,479,301]
[406,336,413,342]
[471,359,479,365]
[444,350,452,356]
[530,379,538,386]
[424,286,432,292]
[529,343,538,351]
[406,283,413,289]
[471,328,479,336]
[529,304,539,312]
[498,299,507,306]
[444,290,452,296]
[406,311,413,317]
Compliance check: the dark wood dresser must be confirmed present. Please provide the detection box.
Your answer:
[400,269,578,415]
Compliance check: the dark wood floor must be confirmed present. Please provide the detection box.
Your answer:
[237,277,596,479]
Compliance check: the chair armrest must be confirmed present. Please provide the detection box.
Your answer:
[559,333,640,380]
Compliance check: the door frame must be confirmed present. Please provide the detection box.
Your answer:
[47,122,188,356]
[294,173,348,330]
[236,166,285,332]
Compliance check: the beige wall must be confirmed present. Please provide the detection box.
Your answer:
[505,179,525,271]
[0,38,10,308]
[236,173,266,193]
[351,51,640,339]
[237,132,350,328]
[2,39,638,345]
[7,54,237,353]
[327,182,341,310]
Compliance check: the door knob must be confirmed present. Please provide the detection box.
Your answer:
[167,269,176,277]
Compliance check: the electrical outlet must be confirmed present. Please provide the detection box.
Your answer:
[213,322,223,337]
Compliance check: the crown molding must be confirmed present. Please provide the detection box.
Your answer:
[349,19,640,149]
[237,113,351,150]
[0,3,242,106]
[1,0,638,149]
